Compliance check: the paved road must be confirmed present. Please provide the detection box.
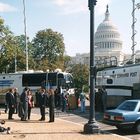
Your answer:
[50,108,140,140]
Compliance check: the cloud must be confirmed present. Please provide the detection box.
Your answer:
[52,0,111,15]
[0,2,16,12]
[52,0,88,15]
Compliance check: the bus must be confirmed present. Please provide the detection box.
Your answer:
[96,63,140,108]
[0,71,75,104]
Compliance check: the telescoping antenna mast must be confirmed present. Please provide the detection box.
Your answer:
[23,0,28,71]
[131,0,137,64]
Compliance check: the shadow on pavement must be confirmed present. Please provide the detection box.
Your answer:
[55,106,104,122]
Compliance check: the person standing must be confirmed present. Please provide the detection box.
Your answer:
[48,88,55,122]
[20,87,29,121]
[79,89,86,113]
[27,90,34,120]
[7,88,15,120]
[61,90,68,112]
[54,88,61,108]
[5,92,10,113]
[38,88,46,121]
[75,88,80,109]
[54,88,58,108]
[13,88,19,114]
[101,86,107,112]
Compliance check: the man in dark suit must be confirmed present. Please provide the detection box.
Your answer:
[48,88,55,122]
[7,88,15,120]
[38,88,47,121]
[5,92,10,113]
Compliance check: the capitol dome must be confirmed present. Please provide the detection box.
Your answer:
[95,5,123,52]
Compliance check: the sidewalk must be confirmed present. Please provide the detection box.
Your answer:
[0,110,131,140]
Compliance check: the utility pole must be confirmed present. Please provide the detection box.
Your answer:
[23,0,28,71]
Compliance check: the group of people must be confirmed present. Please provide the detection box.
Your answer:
[5,87,55,122]
[4,86,107,123]
[75,86,107,113]
[95,87,107,112]
[37,88,55,122]
[19,87,34,121]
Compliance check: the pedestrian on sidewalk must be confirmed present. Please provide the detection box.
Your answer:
[48,88,55,122]
[7,88,15,120]
[27,90,34,120]
[79,89,86,113]
[101,86,107,112]
[61,89,68,112]
[20,87,29,121]
[38,88,47,121]
[5,92,10,113]
[13,88,19,114]
[75,88,80,109]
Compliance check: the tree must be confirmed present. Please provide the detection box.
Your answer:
[69,64,89,90]
[0,17,17,73]
[15,35,35,70]
[32,28,65,71]
[0,18,33,73]
[63,55,71,70]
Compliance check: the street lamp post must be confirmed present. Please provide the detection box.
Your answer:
[84,0,100,134]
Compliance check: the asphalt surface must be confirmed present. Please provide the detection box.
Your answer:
[46,108,140,140]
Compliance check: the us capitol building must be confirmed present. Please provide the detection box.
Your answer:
[71,5,140,67]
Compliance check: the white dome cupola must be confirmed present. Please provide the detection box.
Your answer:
[95,5,122,52]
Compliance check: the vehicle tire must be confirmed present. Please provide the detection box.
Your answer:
[135,122,140,133]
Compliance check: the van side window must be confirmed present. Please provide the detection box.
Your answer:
[107,79,113,84]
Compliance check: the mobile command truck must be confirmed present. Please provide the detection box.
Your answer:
[96,63,140,108]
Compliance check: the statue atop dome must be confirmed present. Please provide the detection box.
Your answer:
[106,5,109,13]
[104,5,110,21]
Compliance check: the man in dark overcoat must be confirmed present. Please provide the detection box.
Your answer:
[7,88,15,120]
[38,88,47,121]
[48,88,55,122]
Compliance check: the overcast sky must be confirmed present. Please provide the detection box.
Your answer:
[0,0,140,56]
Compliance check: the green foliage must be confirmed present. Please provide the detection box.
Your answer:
[0,18,16,73]
[64,55,71,69]
[15,35,35,70]
[82,85,89,93]
[32,28,65,71]
[69,64,89,90]
[0,17,67,73]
